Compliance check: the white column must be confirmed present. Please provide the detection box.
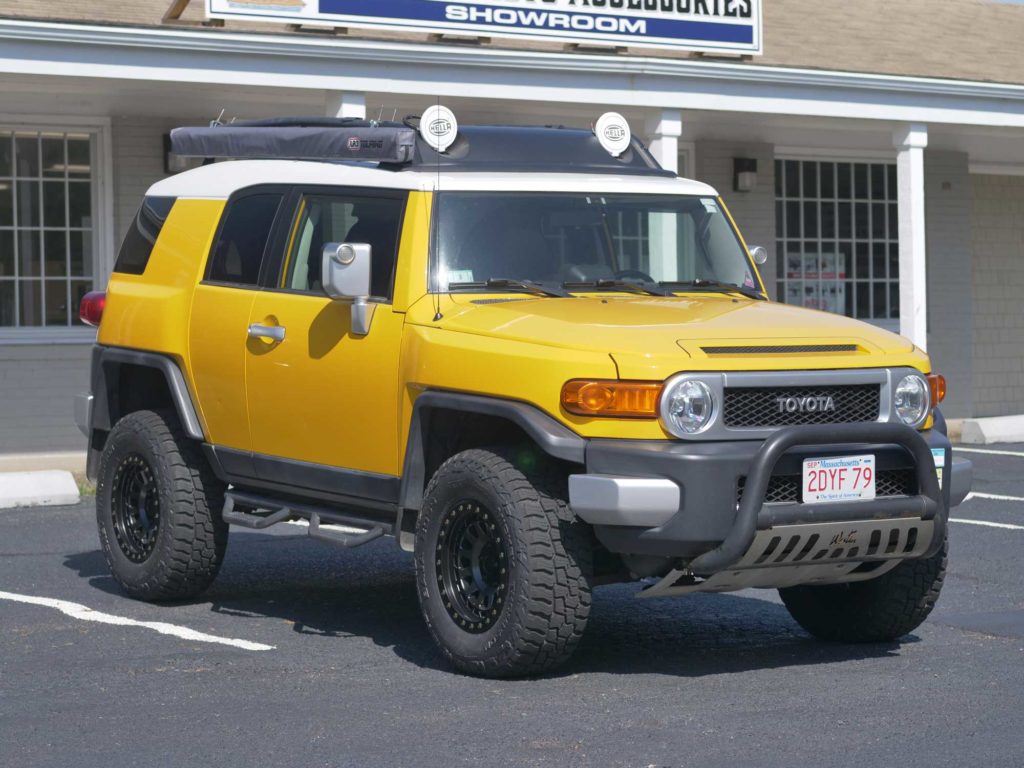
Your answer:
[893,123,929,350]
[645,109,682,175]
[645,110,683,282]
[325,92,366,120]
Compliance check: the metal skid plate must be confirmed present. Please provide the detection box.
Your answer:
[639,517,933,598]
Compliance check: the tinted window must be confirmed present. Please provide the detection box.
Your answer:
[207,193,283,285]
[283,193,404,299]
[114,196,176,275]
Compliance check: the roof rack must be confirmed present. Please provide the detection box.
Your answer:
[167,111,673,177]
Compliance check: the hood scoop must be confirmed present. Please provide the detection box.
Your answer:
[700,343,862,356]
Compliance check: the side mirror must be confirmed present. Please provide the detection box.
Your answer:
[322,242,375,336]
[749,245,769,265]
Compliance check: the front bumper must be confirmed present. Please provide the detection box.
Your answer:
[570,422,971,575]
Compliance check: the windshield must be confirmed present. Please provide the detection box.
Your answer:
[433,192,758,293]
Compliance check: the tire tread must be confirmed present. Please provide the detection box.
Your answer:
[779,538,947,643]
[416,447,592,678]
[97,410,227,602]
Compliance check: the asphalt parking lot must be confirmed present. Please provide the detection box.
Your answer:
[2,446,1023,768]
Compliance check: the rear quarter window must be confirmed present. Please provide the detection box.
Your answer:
[206,192,284,286]
[113,196,176,275]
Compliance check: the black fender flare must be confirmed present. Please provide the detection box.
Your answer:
[397,391,586,511]
[90,345,205,441]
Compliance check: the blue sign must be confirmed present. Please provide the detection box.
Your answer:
[208,0,763,55]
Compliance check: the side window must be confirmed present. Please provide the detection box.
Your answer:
[207,193,283,286]
[282,193,405,300]
[114,196,176,275]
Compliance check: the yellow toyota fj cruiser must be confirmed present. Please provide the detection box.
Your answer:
[75,110,972,678]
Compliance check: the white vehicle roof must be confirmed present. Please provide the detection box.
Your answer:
[147,160,719,200]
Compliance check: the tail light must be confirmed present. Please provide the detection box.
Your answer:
[79,291,106,327]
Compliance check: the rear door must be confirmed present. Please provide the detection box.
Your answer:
[188,188,287,451]
[244,186,408,485]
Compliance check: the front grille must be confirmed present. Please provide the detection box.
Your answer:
[876,468,917,498]
[737,468,917,506]
[723,384,880,428]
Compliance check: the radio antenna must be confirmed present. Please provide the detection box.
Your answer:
[432,96,444,323]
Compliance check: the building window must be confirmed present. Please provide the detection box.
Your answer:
[610,210,649,271]
[775,159,899,325]
[0,130,96,328]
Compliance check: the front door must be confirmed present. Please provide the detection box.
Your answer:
[244,188,408,487]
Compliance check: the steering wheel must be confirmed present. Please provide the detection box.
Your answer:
[614,269,656,283]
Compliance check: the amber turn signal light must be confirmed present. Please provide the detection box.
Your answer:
[561,380,662,418]
[928,373,946,405]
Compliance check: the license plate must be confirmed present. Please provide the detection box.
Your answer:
[802,455,876,504]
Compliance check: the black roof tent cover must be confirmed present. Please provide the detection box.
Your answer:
[169,118,417,164]
[168,117,672,176]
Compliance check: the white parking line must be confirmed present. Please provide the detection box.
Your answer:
[951,518,1024,531]
[0,591,275,651]
[955,447,1024,458]
[951,488,1024,530]
[965,491,1024,503]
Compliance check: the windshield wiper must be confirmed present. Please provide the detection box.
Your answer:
[562,279,670,297]
[660,280,765,301]
[448,278,570,298]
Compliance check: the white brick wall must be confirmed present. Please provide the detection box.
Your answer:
[0,345,92,452]
[0,116,173,454]
[924,151,973,418]
[694,142,777,296]
[970,174,1024,417]
[111,115,176,238]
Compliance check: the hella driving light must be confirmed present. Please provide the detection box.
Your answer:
[894,373,930,427]
[660,378,716,436]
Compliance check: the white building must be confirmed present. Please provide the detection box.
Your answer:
[0,0,1023,454]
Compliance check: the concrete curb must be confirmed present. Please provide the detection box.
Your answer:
[0,471,81,510]
[0,451,87,475]
[946,418,964,443]
[960,414,1024,445]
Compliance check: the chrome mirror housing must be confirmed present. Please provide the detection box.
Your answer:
[749,245,769,265]
[321,242,375,336]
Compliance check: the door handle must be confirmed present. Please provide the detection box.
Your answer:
[248,323,286,342]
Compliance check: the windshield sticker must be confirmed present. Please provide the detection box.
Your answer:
[446,269,474,284]
[702,199,720,214]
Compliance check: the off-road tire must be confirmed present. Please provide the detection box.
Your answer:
[779,537,947,643]
[96,410,228,601]
[415,448,593,678]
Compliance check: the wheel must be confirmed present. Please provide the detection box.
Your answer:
[96,410,228,601]
[414,448,593,678]
[779,537,947,643]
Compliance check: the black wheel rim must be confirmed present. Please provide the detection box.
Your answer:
[110,453,161,563]
[436,500,510,634]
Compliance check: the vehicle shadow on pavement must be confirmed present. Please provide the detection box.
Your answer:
[568,588,907,677]
[64,534,909,678]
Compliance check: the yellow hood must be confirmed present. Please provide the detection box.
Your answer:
[426,293,921,371]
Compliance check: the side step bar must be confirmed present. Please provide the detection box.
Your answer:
[222,490,390,549]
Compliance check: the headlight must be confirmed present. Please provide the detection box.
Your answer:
[894,373,930,427]
[660,378,716,436]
